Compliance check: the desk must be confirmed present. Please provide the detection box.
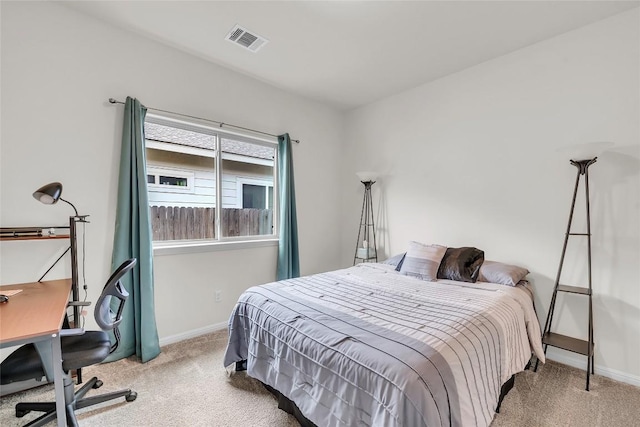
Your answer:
[0,279,71,427]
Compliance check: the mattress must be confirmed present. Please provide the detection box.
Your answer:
[224,263,544,427]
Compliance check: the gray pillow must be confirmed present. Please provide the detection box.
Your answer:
[436,247,484,283]
[478,261,529,286]
[380,253,406,271]
[399,241,447,282]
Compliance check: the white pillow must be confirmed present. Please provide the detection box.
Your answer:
[399,241,447,282]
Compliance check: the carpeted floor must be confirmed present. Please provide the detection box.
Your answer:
[1,330,638,426]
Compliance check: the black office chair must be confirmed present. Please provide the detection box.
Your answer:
[0,258,139,427]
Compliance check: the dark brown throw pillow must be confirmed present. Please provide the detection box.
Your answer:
[436,247,485,283]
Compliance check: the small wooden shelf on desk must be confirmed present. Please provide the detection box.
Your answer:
[0,235,70,241]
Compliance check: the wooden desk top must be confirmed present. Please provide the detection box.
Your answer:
[0,279,72,344]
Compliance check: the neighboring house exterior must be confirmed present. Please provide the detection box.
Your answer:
[144,122,274,210]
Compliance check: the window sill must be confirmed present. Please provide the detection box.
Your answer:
[153,238,279,256]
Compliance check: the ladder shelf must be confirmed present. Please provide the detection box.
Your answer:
[535,158,596,391]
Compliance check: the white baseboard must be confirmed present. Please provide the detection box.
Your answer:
[546,348,640,388]
[159,322,227,347]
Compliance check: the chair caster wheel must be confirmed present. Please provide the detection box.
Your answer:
[125,391,137,402]
[93,380,103,389]
[16,409,31,418]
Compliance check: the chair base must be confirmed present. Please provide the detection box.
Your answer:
[15,376,136,427]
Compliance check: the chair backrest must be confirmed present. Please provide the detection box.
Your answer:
[94,258,137,352]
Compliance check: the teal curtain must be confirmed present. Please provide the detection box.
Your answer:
[276,133,300,280]
[107,96,160,363]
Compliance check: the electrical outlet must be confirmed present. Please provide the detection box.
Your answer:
[215,290,221,302]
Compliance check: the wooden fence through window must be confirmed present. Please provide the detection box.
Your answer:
[150,206,273,241]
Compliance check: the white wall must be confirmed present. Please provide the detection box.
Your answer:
[0,1,345,342]
[343,9,640,384]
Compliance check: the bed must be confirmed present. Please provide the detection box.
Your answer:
[224,261,544,427]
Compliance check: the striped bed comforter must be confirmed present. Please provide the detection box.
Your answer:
[224,263,545,427]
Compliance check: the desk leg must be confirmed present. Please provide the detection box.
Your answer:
[51,333,68,427]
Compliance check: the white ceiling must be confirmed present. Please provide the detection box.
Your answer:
[61,1,639,110]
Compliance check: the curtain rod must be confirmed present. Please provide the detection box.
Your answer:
[108,98,300,143]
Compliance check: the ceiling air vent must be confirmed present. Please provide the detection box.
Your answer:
[225,24,268,53]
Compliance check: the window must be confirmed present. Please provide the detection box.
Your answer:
[243,184,266,209]
[237,178,274,210]
[147,167,194,193]
[160,176,187,187]
[144,114,277,244]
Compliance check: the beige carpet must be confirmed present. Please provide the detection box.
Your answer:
[1,330,638,426]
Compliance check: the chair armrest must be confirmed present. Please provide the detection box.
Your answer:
[68,301,91,307]
[60,328,84,337]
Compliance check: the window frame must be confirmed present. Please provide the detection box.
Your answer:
[145,113,279,253]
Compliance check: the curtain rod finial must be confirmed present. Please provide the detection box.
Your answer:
[108,98,117,104]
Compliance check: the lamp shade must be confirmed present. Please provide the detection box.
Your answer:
[356,171,377,182]
[33,182,63,205]
[556,141,614,161]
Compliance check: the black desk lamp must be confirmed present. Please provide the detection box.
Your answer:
[33,182,79,216]
[33,182,88,316]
